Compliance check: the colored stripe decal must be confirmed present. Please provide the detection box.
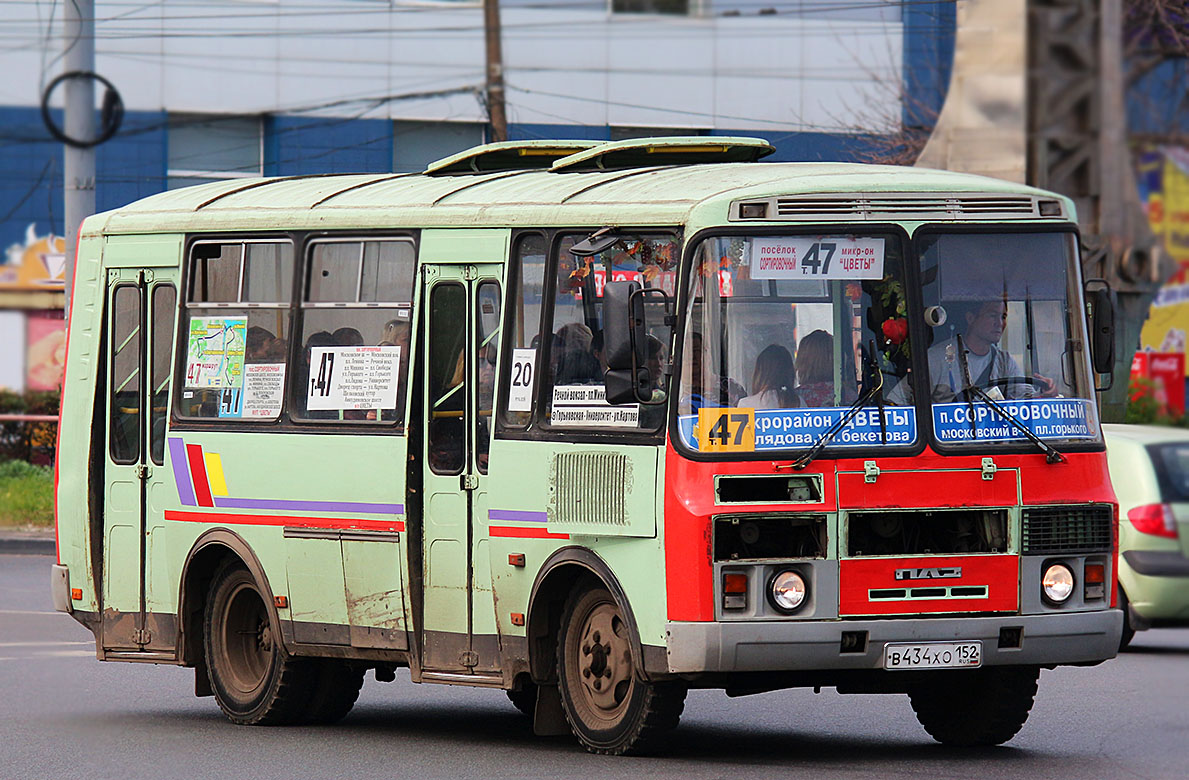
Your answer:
[212,496,404,514]
[186,444,214,507]
[489,525,570,540]
[165,510,405,533]
[204,453,229,497]
[169,437,196,507]
[488,509,549,523]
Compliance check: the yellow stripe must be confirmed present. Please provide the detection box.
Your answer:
[204,453,229,497]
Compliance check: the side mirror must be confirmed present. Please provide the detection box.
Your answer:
[604,368,651,405]
[1084,278,1115,387]
[603,281,646,371]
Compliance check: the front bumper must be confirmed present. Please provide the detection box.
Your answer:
[666,609,1122,673]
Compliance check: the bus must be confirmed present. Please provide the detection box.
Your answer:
[52,137,1123,755]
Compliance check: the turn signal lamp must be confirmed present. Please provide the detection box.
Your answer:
[1042,563,1075,604]
[723,572,748,610]
[1128,503,1179,539]
[1084,562,1106,601]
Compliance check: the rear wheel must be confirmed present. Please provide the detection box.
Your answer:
[303,660,365,724]
[908,666,1039,746]
[556,586,686,755]
[204,559,311,725]
[507,679,538,717]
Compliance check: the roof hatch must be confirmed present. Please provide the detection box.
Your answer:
[425,140,599,175]
[549,136,775,172]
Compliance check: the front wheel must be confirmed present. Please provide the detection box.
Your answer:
[908,666,1039,746]
[556,585,686,755]
[204,559,311,725]
[1118,586,1136,651]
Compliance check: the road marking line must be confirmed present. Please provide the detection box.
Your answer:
[0,609,64,616]
[0,641,92,648]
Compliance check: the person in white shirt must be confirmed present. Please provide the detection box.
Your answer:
[925,300,1057,402]
[739,343,798,409]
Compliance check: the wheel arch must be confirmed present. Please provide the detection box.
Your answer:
[177,528,283,667]
[525,546,651,684]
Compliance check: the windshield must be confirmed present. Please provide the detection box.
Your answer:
[675,232,917,455]
[916,230,1099,447]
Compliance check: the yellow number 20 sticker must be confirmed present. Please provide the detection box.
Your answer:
[696,407,756,453]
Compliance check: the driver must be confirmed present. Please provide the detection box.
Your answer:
[926,299,1057,401]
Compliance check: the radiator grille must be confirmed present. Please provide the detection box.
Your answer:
[1021,505,1113,554]
[550,452,630,525]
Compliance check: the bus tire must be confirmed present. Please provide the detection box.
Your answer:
[303,660,365,724]
[506,678,538,717]
[556,585,686,755]
[908,666,1039,747]
[204,559,311,725]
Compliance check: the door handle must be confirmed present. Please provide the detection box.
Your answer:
[460,474,478,491]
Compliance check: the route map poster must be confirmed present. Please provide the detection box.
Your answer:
[186,317,247,389]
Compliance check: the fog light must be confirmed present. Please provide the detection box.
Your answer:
[768,570,807,613]
[1042,563,1075,604]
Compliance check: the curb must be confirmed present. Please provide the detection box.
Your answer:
[0,533,56,556]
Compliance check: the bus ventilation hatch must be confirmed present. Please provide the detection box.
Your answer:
[549,452,629,525]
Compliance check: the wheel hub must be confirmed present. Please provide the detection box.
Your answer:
[576,604,632,714]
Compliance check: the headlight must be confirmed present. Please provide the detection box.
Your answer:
[1042,563,1075,604]
[768,570,807,613]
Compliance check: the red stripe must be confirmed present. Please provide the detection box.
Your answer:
[185,444,213,507]
[489,525,570,539]
[165,510,404,533]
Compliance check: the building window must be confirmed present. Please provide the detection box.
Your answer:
[168,115,263,190]
[393,121,486,173]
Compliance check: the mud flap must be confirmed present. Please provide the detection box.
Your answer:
[533,684,569,736]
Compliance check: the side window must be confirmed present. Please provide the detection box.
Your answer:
[294,239,415,425]
[543,233,677,431]
[475,281,500,474]
[501,234,546,427]
[150,284,177,464]
[110,285,141,464]
[428,283,467,474]
[178,241,293,421]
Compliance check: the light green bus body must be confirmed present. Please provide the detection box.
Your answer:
[54,144,1120,751]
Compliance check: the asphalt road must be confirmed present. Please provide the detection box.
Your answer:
[2,552,1186,780]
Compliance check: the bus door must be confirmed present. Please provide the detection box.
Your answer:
[420,263,503,674]
[103,263,178,652]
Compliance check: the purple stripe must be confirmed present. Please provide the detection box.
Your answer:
[213,496,404,515]
[488,509,548,523]
[168,438,196,506]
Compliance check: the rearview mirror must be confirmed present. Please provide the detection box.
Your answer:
[1084,278,1115,387]
[603,281,646,371]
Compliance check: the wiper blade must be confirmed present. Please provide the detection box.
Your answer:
[789,370,884,471]
[960,383,1066,464]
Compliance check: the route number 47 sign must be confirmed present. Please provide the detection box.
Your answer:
[751,236,885,280]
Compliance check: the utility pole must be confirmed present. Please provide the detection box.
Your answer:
[483,0,508,142]
[62,0,96,313]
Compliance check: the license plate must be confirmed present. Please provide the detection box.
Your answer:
[882,641,982,670]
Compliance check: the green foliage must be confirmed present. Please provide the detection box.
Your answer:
[0,459,54,527]
[1125,376,1189,427]
[0,388,59,464]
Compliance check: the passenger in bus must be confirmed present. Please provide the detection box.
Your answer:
[739,344,798,410]
[332,326,364,346]
[924,300,1057,401]
[683,331,745,411]
[554,322,601,385]
[796,330,848,408]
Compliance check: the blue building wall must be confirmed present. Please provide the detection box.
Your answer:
[265,115,393,176]
[902,1,957,128]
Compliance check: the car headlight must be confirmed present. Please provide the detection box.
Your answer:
[768,570,808,613]
[1042,563,1075,604]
